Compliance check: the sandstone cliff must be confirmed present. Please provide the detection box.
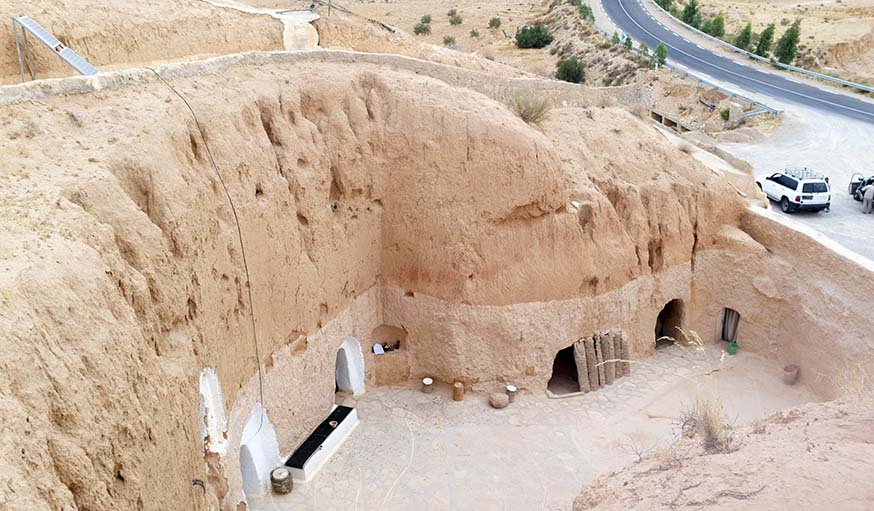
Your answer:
[0,51,745,510]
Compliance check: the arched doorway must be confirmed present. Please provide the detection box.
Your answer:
[655,299,684,348]
[239,404,280,497]
[547,345,580,395]
[335,337,365,396]
[720,308,741,342]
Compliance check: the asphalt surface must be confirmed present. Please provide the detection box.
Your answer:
[602,0,874,124]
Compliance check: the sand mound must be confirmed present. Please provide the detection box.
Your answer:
[575,400,874,510]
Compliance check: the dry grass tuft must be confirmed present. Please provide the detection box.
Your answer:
[832,358,874,407]
[509,89,552,125]
[676,398,734,453]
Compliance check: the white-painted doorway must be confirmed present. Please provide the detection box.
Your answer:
[239,404,281,497]
[334,336,365,396]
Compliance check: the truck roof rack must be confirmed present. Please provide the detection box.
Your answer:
[783,167,826,181]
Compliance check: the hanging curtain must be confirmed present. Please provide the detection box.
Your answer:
[722,308,740,342]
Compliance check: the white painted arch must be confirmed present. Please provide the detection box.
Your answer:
[198,368,228,455]
[239,404,281,497]
[335,336,365,395]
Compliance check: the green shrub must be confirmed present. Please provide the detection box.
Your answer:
[569,0,595,22]
[488,17,502,29]
[443,35,456,46]
[612,31,621,44]
[515,23,554,48]
[414,22,431,35]
[655,42,668,65]
[470,29,480,38]
[656,0,672,10]
[449,14,463,25]
[447,8,457,16]
[702,14,725,37]
[639,42,649,55]
[623,36,633,49]
[720,108,730,121]
[555,57,586,83]
[420,14,432,24]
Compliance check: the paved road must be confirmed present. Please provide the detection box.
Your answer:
[602,0,874,124]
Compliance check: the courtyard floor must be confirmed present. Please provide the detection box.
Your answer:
[249,344,818,511]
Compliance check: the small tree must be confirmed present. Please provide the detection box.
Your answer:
[655,42,668,65]
[470,29,480,38]
[488,17,502,29]
[710,14,725,37]
[414,22,431,35]
[612,31,621,44]
[639,42,649,56]
[515,23,554,48]
[556,57,586,83]
[734,22,752,50]
[449,14,463,25]
[755,22,776,57]
[420,14,432,24]
[623,35,633,49]
[774,19,801,64]
[681,0,701,27]
[443,35,456,46]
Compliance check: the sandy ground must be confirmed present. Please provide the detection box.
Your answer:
[247,344,818,510]
[718,104,874,261]
[245,0,542,50]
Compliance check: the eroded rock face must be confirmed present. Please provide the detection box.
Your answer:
[5,52,866,511]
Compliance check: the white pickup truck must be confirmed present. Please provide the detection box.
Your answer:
[755,168,830,213]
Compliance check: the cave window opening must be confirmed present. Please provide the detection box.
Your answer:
[547,345,580,396]
[655,299,685,349]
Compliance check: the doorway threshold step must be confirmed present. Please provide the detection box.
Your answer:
[284,405,359,482]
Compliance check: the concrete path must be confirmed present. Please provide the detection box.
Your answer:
[248,344,818,510]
